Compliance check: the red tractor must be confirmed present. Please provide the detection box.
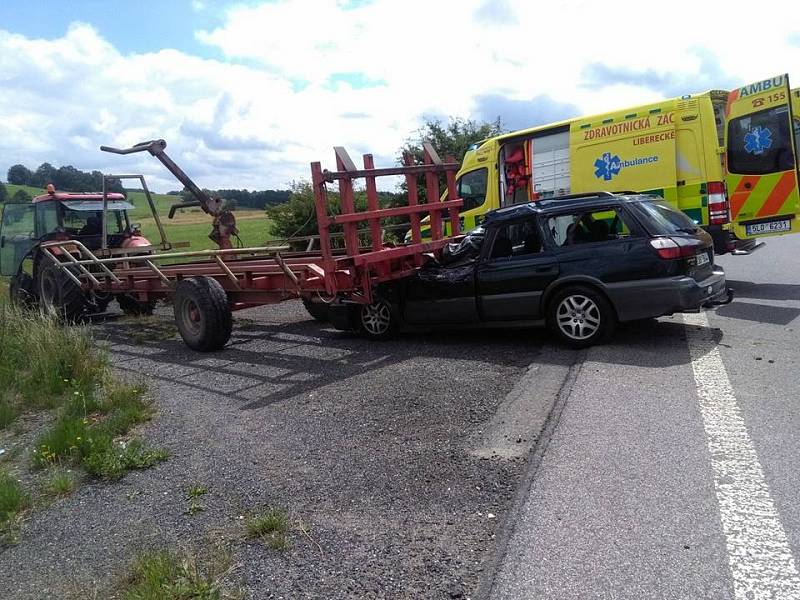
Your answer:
[1,140,238,320]
[0,184,157,319]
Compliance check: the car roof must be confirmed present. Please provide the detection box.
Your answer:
[483,193,654,223]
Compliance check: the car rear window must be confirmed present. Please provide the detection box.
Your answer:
[635,200,699,234]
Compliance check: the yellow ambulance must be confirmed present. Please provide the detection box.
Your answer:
[425,74,800,255]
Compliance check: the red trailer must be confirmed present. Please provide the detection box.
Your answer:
[37,141,463,351]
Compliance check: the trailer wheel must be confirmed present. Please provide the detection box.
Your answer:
[173,277,232,352]
[117,293,156,316]
[358,298,397,341]
[36,262,87,322]
[9,271,36,309]
[302,297,330,322]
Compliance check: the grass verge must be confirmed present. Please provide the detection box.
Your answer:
[117,541,243,600]
[0,296,168,543]
[32,381,168,480]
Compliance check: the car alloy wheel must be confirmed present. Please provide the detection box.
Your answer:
[556,294,601,341]
[360,300,392,337]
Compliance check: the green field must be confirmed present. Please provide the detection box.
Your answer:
[2,183,275,251]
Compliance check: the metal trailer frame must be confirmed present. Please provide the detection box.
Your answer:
[40,144,463,312]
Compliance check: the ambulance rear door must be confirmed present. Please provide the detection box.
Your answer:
[725,74,800,239]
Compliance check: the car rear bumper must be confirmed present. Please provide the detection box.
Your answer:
[606,267,730,321]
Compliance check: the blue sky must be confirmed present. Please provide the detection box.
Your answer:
[0,0,798,192]
[0,0,225,57]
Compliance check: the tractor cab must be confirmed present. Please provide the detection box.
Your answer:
[0,187,147,277]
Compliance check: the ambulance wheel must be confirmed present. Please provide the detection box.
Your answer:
[173,276,232,352]
[547,284,616,348]
[358,298,397,341]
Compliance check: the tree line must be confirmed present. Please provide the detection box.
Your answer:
[168,188,291,210]
[5,162,292,210]
[7,163,126,194]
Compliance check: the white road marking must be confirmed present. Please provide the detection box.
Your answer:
[684,312,800,599]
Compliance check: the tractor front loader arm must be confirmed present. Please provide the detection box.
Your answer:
[101,139,238,249]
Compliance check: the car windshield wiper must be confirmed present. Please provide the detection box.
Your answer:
[675,226,699,233]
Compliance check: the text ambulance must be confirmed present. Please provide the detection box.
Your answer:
[431,74,800,255]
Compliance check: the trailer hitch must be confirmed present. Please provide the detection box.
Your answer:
[101,139,238,249]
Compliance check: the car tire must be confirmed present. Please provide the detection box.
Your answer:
[547,284,616,348]
[302,297,330,322]
[358,298,397,341]
[173,276,232,352]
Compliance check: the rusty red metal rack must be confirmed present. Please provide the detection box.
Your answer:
[41,144,463,308]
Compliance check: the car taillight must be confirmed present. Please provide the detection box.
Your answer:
[707,181,730,225]
[649,237,698,259]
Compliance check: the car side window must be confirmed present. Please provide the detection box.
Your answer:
[547,208,638,247]
[488,218,543,259]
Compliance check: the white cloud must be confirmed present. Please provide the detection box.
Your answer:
[1,1,799,193]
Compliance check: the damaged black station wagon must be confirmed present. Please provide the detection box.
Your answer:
[327,192,733,347]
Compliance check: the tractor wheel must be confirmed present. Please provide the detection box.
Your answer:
[92,291,114,314]
[302,297,330,322]
[117,293,156,316]
[173,277,232,352]
[9,271,36,309]
[36,262,87,322]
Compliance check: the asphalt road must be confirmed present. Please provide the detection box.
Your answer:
[4,230,800,599]
[489,233,800,599]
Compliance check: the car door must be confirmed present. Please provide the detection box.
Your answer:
[476,216,559,321]
[402,260,479,324]
[0,202,37,276]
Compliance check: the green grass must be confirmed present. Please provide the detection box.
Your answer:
[245,508,290,550]
[0,471,29,543]
[156,216,274,252]
[43,467,78,498]
[0,472,28,522]
[118,543,241,600]
[33,380,167,480]
[3,183,45,200]
[0,303,108,423]
[0,393,18,429]
[186,485,208,515]
[0,300,166,481]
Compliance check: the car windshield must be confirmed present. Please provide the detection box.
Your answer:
[636,200,699,234]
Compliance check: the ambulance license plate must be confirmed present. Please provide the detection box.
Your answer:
[745,219,791,236]
[695,252,709,266]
